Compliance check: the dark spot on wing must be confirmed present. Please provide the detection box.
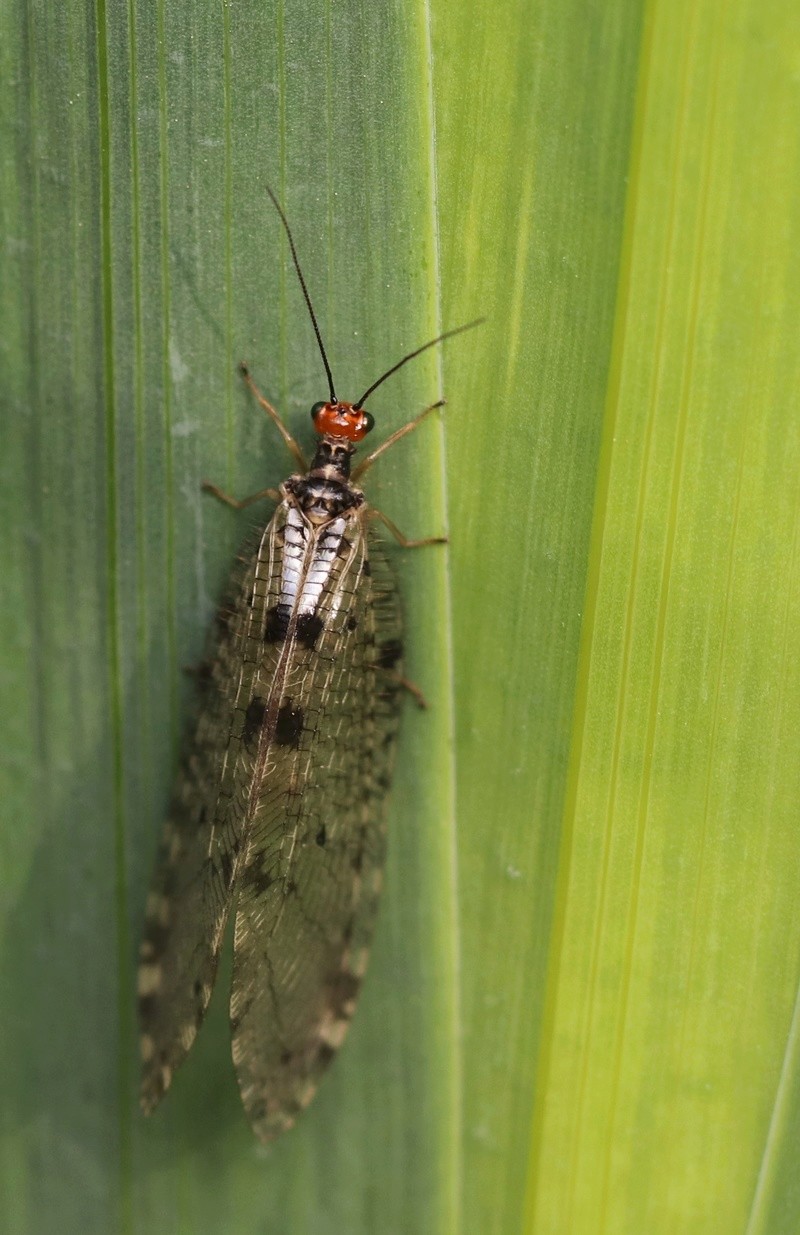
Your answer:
[345,614,358,632]
[327,970,361,1016]
[244,696,267,747]
[362,558,372,577]
[193,979,203,997]
[316,824,327,847]
[243,865,274,897]
[316,1042,337,1068]
[139,994,157,1023]
[296,611,324,650]
[275,700,304,748]
[377,638,403,669]
[265,604,291,643]
[142,920,170,958]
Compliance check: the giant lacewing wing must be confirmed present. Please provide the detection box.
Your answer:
[138,190,481,1141]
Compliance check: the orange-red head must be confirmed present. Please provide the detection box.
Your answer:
[265,187,483,455]
[310,401,374,443]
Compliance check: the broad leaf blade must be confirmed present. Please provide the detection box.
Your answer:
[3,0,800,1233]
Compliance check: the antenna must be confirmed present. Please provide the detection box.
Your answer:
[266,186,337,404]
[355,318,485,408]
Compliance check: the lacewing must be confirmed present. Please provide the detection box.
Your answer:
[138,189,481,1140]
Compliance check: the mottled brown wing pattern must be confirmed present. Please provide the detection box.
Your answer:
[230,518,403,1141]
[139,506,291,1112]
[139,499,404,1135]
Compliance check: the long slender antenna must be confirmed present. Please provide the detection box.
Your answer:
[266,186,337,404]
[355,318,485,408]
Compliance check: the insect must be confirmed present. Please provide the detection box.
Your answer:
[138,188,481,1141]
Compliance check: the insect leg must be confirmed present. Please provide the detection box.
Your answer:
[240,362,309,472]
[202,481,281,510]
[370,508,447,549]
[379,668,428,709]
[351,400,446,480]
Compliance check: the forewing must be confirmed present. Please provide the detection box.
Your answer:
[230,518,403,1140]
[139,505,290,1112]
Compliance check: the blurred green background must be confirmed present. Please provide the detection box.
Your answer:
[3,1,800,1232]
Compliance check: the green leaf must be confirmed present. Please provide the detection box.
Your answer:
[3,0,800,1233]
[520,4,800,1231]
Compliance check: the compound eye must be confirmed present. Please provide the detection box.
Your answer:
[362,411,375,433]
[310,401,327,422]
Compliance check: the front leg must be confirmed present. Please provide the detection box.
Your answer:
[239,363,308,472]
